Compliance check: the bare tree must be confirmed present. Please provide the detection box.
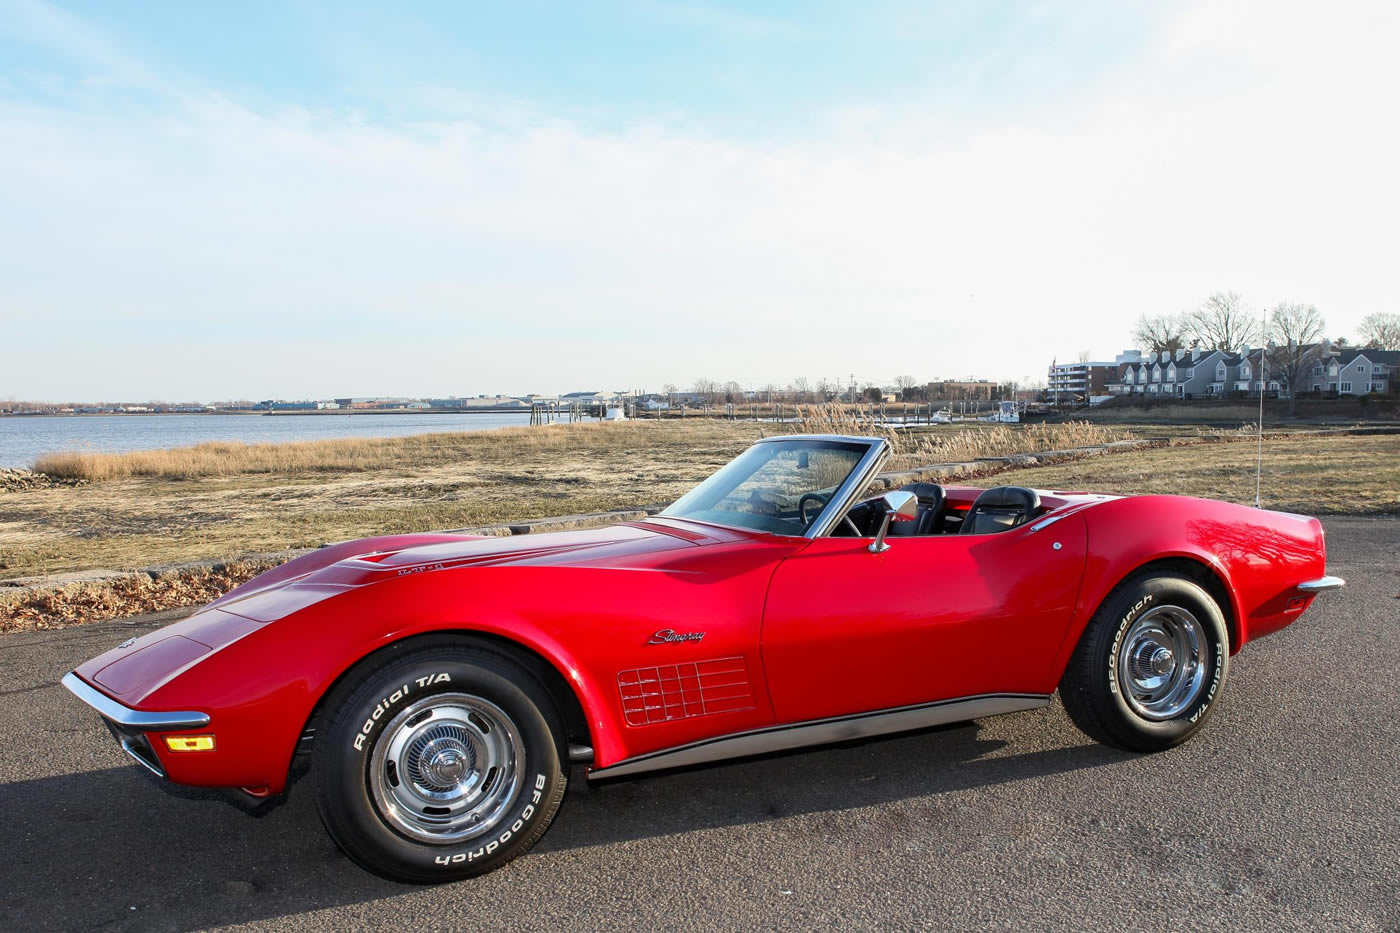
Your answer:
[1266,302,1327,416]
[662,383,677,408]
[722,380,743,405]
[1357,312,1400,349]
[893,374,919,401]
[1132,313,1189,355]
[789,376,811,404]
[814,377,836,402]
[1187,292,1260,351]
[1076,350,1091,364]
[691,377,719,407]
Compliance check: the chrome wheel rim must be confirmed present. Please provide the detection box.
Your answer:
[1117,605,1207,721]
[369,692,525,844]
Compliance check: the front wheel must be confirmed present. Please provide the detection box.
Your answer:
[1060,573,1229,752]
[313,641,568,882]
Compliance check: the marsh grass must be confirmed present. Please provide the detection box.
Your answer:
[33,420,763,482]
[790,403,1136,468]
[34,412,1139,483]
[6,418,1391,585]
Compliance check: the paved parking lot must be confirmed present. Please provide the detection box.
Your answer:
[2,516,1396,932]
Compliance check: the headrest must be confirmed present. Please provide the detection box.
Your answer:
[970,485,1040,512]
[898,482,945,505]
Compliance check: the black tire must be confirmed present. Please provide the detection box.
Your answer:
[313,639,568,883]
[1060,572,1230,752]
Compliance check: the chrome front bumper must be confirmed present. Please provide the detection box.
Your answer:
[61,672,210,777]
[1297,576,1345,593]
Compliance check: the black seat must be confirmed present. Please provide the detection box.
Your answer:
[886,482,945,536]
[960,486,1040,535]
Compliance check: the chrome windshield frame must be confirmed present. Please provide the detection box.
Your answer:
[801,436,889,539]
[658,434,889,540]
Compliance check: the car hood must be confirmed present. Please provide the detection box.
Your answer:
[72,519,725,702]
[209,519,714,623]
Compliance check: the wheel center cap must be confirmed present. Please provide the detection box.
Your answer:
[429,749,467,784]
[1150,646,1174,676]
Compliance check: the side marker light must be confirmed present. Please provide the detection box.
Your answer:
[164,735,216,752]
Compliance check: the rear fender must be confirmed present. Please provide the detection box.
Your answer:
[1046,496,1324,681]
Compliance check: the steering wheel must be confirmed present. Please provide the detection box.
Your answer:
[797,492,829,527]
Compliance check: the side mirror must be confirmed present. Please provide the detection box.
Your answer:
[868,490,919,553]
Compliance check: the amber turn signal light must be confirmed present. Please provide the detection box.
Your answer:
[164,735,216,752]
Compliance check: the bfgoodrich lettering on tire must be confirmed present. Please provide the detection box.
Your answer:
[313,639,568,882]
[1060,572,1229,752]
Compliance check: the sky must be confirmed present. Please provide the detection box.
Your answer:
[2,0,1398,401]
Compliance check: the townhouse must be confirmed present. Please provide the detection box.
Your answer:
[1110,348,1252,398]
[1108,346,1397,398]
[1307,348,1398,394]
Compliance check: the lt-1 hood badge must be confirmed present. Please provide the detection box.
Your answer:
[647,629,705,645]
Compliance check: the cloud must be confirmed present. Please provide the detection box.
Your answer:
[1,0,1397,400]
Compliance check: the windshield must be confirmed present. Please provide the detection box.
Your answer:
[660,438,871,535]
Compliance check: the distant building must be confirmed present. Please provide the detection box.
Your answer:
[1047,359,1116,402]
[257,400,317,411]
[1107,345,1398,399]
[1112,348,1226,398]
[924,380,996,401]
[1310,348,1399,394]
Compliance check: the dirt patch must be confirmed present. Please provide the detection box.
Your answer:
[0,559,281,633]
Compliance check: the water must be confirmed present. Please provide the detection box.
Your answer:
[0,412,550,469]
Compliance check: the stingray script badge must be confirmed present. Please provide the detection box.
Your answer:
[646,628,705,645]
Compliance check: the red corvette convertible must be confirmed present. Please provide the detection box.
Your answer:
[63,434,1342,881]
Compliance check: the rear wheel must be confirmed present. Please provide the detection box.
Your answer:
[313,641,568,882]
[1060,573,1229,752]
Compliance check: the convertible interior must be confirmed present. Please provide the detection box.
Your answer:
[662,439,1066,538]
[829,483,1050,537]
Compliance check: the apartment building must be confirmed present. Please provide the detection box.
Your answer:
[1046,359,1116,400]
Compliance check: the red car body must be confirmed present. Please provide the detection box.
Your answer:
[65,468,1332,800]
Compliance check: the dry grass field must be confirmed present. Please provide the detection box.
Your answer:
[2,421,768,578]
[991,434,1400,515]
[2,418,1395,584]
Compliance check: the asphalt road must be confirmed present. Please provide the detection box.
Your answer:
[3,517,1397,932]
